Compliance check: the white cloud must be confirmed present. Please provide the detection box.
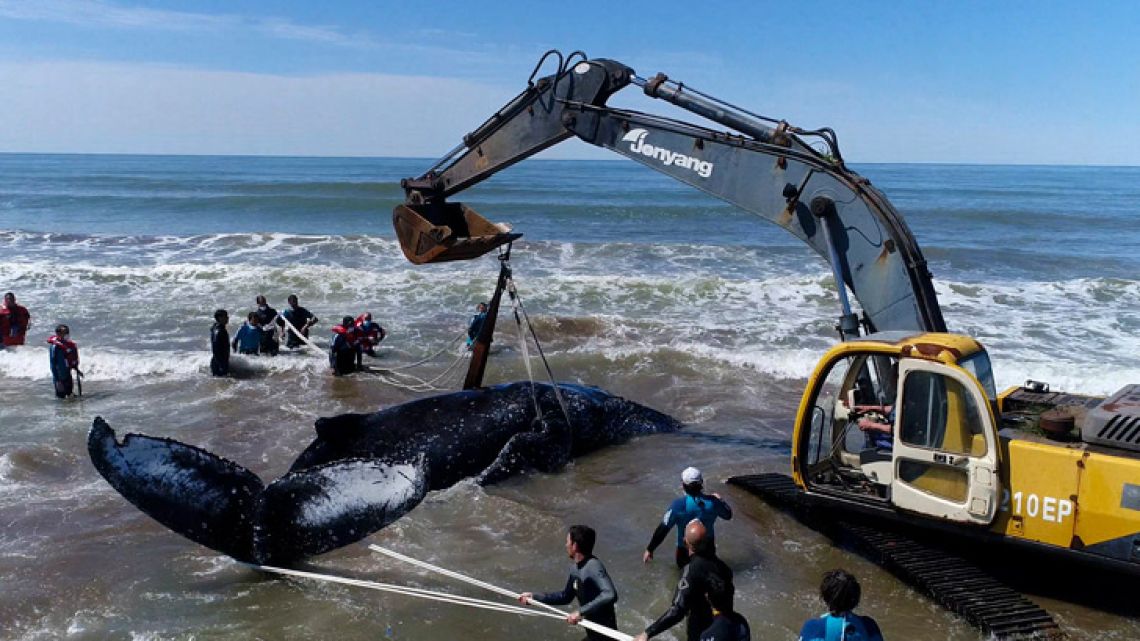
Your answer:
[0,0,371,47]
[0,60,527,157]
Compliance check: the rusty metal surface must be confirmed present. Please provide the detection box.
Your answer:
[392,203,520,265]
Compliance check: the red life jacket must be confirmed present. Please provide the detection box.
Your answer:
[355,315,382,346]
[331,324,360,347]
[47,334,80,368]
[1,304,29,346]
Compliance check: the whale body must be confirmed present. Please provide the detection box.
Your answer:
[88,382,681,564]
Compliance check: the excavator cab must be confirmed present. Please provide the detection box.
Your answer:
[794,333,1002,526]
[392,201,521,264]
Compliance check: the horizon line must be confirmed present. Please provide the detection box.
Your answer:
[1,150,1137,169]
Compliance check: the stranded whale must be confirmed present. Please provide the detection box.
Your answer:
[88,381,681,564]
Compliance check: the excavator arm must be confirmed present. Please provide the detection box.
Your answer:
[395,50,945,343]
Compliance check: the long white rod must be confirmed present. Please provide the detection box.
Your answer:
[247,563,555,619]
[368,544,633,641]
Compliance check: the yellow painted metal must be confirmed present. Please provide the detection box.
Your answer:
[792,332,990,489]
[792,331,1140,563]
[990,439,1140,551]
[1074,450,1140,548]
[991,439,1082,547]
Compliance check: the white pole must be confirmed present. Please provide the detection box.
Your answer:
[368,544,633,641]
[247,563,555,619]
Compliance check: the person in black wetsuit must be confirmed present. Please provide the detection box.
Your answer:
[209,309,229,376]
[253,294,281,356]
[634,520,733,641]
[329,315,357,376]
[282,294,318,349]
[519,524,618,641]
[47,324,80,398]
[700,574,750,641]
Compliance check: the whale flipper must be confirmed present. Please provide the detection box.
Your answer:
[255,457,429,563]
[87,417,264,562]
[476,414,572,486]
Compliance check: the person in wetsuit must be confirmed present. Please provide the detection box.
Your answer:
[635,520,733,641]
[645,466,733,568]
[700,574,750,641]
[466,301,487,348]
[520,524,618,641]
[210,309,229,376]
[253,295,281,356]
[1,291,31,346]
[329,315,358,376]
[798,569,883,641]
[282,294,318,349]
[47,324,80,398]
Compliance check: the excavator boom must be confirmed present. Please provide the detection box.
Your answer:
[396,50,945,338]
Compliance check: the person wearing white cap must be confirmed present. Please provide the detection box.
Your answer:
[643,466,732,568]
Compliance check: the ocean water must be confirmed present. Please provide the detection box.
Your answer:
[0,153,1138,640]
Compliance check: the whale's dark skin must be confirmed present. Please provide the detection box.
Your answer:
[88,382,681,565]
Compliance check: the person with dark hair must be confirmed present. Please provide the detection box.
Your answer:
[798,569,883,641]
[232,312,261,355]
[1,291,31,346]
[519,525,618,641]
[253,294,281,356]
[635,520,733,641]
[329,315,359,376]
[209,309,230,376]
[645,466,733,568]
[700,574,750,641]
[281,294,318,349]
[47,324,80,398]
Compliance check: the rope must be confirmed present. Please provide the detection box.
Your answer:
[278,313,323,352]
[247,563,555,619]
[377,334,465,371]
[280,309,469,392]
[368,544,633,641]
[507,276,573,430]
[371,349,470,393]
[508,278,542,415]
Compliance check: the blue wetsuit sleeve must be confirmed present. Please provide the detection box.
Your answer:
[715,496,733,520]
[646,522,671,553]
[647,499,681,552]
[797,617,824,641]
[534,573,576,606]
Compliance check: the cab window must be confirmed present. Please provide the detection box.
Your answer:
[899,370,987,456]
[958,351,997,401]
[802,352,899,495]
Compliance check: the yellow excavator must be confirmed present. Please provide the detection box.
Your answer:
[391,50,1138,637]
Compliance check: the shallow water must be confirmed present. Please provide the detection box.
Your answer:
[1,154,1138,639]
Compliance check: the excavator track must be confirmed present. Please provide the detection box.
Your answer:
[728,473,1066,640]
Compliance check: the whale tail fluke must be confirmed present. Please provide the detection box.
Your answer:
[255,457,430,563]
[88,419,431,565]
[87,417,264,562]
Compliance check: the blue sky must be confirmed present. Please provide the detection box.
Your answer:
[1,0,1137,164]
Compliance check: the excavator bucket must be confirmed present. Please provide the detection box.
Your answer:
[392,202,522,264]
